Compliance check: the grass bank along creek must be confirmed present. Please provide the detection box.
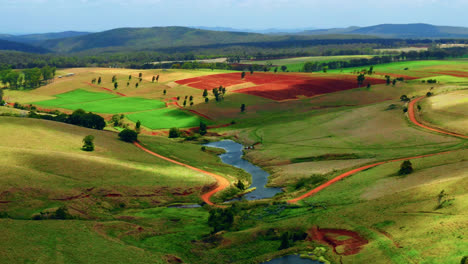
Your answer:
[204,140,282,201]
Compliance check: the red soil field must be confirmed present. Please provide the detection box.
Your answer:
[175,73,387,101]
[308,226,368,255]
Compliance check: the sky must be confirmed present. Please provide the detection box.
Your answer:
[2,0,468,34]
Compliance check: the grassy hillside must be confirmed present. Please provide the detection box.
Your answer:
[0,117,222,218]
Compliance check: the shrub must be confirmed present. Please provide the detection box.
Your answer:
[81,135,95,151]
[118,129,138,142]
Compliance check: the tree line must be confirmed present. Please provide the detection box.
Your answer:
[0,66,56,89]
[302,47,468,72]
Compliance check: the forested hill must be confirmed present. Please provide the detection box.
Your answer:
[38,27,282,53]
[0,39,49,53]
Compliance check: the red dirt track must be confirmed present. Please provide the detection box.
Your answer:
[133,142,229,206]
[176,73,387,101]
[408,97,468,139]
[288,95,467,203]
[308,226,368,255]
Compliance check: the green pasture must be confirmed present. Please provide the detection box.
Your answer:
[329,60,468,77]
[34,89,117,107]
[60,96,166,114]
[127,108,203,129]
[34,89,166,114]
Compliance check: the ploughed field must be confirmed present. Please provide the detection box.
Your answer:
[176,72,387,101]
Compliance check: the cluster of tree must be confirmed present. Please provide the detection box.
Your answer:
[32,206,73,220]
[27,108,106,130]
[212,86,226,101]
[208,207,236,233]
[278,230,308,250]
[0,66,56,89]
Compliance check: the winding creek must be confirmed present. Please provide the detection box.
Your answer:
[204,140,282,201]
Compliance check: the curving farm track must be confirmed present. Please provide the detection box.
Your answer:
[288,96,467,203]
[133,142,229,206]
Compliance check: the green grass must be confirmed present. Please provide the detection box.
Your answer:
[34,89,166,114]
[34,89,117,107]
[127,108,203,129]
[60,96,166,114]
[0,219,164,264]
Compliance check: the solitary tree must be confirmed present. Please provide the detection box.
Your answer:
[203,89,208,97]
[281,65,287,72]
[169,127,180,138]
[128,75,132,80]
[152,76,156,82]
[274,67,278,73]
[135,120,141,133]
[199,122,207,135]
[139,73,142,78]
[177,96,180,100]
[183,100,187,107]
[279,232,291,250]
[400,95,409,102]
[398,160,413,175]
[189,95,193,101]
[367,83,371,89]
[386,75,391,85]
[118,129,138,142]
[163,89,167,95]
[235,180,245,190]
[114,82,118,90]
[240,104,246,112]
[112,75,117,83]
[156,75,160,82]
[205,97,209,103]
[81,135,95,151]
[392,79,397,86]
[127,82,130,87]
[98,77,102,84]
[135,83,139,88]
[357,74,366,87]
[241,71,246,79]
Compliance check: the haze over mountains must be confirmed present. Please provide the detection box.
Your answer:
[1,23,467,54]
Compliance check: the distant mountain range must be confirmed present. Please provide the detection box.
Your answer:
[193,26,317,34]
[0,39,49,53]
[0,31,90,45]
[299,23,468,38]
[0,24,467,54]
